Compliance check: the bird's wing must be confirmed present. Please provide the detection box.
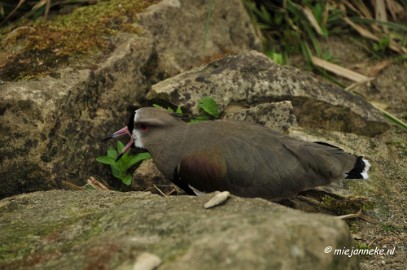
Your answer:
[177,133,301,196]
[177,130,356,199]
[177,147,228,194]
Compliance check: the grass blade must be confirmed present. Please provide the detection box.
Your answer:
[203,0,215,51]
[373,105,407,132]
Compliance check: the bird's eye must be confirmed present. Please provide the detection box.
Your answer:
[136,123,149,131]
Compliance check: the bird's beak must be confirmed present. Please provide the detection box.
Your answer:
[102,126,134,162]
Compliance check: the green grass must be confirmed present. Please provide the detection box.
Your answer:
[244,0,407,131]
[0,1,96,25]
[244,0,407,65]
[154,97,220,122]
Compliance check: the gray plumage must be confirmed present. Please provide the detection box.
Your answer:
[109,107,370,200]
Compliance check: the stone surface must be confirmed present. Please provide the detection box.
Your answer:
[224,101,298,132]
[0,0,261,198]
[0,34,154,198]
[0,190,357,269]
[147,50,388,136]
[137,0,262,77]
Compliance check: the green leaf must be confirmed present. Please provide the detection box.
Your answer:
[175,106,183,114]
[266,51,284,65]
[199,97,219,118]
[107,147,118,159]
[96,156,115,165]
[121,174,133,186]
[126,152,152,168]
[153,104,163,109]
[189,115,210,123]
[117,141,125,153]
[114,159,126,173]
[111,166,125,179]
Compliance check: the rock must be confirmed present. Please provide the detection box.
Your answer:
[131,252,162,270]
[132,159,174,195]
[147,50,388,136]
[0,34,154,198]
[138,0,262,77]
[0,26,36,69]
[224,101,298,132]
[204,191,230,209]
[0,190,357,269]
[0,0,261,198]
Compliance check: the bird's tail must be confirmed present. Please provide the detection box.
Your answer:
[345,156,371,179]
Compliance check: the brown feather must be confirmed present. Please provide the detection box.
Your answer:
[130,107,367,200]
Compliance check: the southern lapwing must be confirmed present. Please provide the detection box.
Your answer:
[104,107,370,200]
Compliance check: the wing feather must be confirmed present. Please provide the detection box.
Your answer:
[177,120,357,199]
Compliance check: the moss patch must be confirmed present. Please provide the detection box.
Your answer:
[320,194,375,215]
[0,0,158,81]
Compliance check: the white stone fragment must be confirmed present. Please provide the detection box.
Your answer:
[132,252,161,270]
[204,191,231,209]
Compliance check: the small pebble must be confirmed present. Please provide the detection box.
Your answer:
[204,191,230,209]
[132,252,161,270]
[352,233,363,240]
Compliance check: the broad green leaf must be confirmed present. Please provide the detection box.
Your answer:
[199,97,219,118]
[126,152,152,168]
[120,150,129,162]
[117,141,125,152]
[111,166,125,179]
[96,156,115,165]
[121,174,133,186]
[114,159,125,173]
[107,147,118,159]
[110,162,121,172]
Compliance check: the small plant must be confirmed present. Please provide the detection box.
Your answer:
[96,141,151,186]
[355,242,369,250]
[154,96,220,122]
[189,96,220,123]
[152,104,183,114]
[199,96,220,118]
[97,97,220,186]
[266,50,285,65]
[382,224,398,233]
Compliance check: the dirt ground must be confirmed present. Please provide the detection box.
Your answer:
[292,37,407,270]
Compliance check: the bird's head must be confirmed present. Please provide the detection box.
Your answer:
[103,107,186,161]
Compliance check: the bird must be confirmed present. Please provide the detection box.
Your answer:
[104,107,370,200]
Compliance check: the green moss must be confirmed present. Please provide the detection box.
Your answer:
[0,214,105,268]
[0,0,158,81]
[356,242,369,249]
[382,224,399,232]
[320,195,374,215]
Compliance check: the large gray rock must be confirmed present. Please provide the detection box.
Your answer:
[138,0,262,77]
[0,0,261,198]
[147,50,388,135]
[223,101,298,132]
[0,190,357,269]
[0,34,154,197]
